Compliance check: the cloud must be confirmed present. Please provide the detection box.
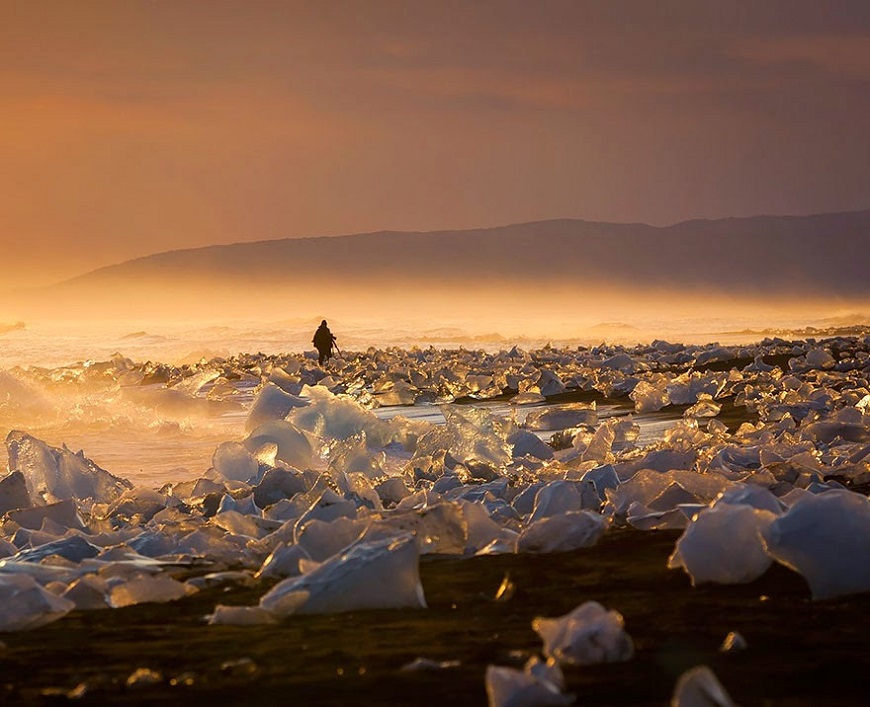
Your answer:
[736,34,870,81]
[0,1,868,289]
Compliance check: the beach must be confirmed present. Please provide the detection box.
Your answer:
[0,333,869,705]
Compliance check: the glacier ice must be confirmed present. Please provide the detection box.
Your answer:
[0,471,32,515]
[207,604,277,626]
[246,382,309,431]
[0,573,76,631]
[529,480,599,521]
[523,403,597,431]
[6,431,132,505]
[532,600,634,665]
[62,575,112,610]
[109,573,198,607]
[668,504,776,585]
[630,380,669,413]
[244,420,313,469]
[518,511,608,554]
[0,331,868,649]
[256,542,311,579]
[6,498,85,531]
[259,534,426,616]
[212,441,259,483]
[485,657,573,707]
[719,631,747,653]
[761,489,870,599]
[671,665,735,707]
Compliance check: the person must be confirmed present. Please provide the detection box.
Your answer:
[312,319,337,365]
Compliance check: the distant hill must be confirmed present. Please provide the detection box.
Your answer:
[56,210,869,294]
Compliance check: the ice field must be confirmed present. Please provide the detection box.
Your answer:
[0,332,869,704]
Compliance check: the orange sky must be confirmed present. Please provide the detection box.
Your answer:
[1,1,869,289]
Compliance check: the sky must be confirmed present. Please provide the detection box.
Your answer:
[1,1,869,289]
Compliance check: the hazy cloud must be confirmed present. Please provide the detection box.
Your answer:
[0,1,868,289]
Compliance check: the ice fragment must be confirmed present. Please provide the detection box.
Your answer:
[533,600,634,665]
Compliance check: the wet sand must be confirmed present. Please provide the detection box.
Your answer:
[3,528,868,706]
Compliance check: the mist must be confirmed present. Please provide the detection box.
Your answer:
[1,274,867,369]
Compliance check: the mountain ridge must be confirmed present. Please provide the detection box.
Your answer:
[7,211,867,322]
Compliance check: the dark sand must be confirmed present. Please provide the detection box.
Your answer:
[3,528,868,706]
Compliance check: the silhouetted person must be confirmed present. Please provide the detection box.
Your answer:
[312,320,337,365]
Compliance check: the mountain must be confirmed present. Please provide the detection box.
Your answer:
[0,211,870,322]
[61,210,870,293]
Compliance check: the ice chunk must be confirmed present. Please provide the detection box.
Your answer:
[11,535,100,563]
[376,379,418,406]
[606,470,729,517]
[217,491,260,517]
[185,570,257,590]
[508,430,554,461]
[804,347,835,369]
[0,574,75,631]
[107,487,172,522]
[616,447,698,477]
[441,406,512,468]
[510,392,546,405]
[458,500,504,554]
[256,542,311,579]
[378,502,468,555]
[529,481,599,521]
[244,420,313,469]
[212,442,259,483]
[518,511,608,554]
[260,534,426,615]
[485,659,573,707]
[667,372,727,406]
[527,370,566,397]
[668,504,776,585]
[207,605,277,626]
[523,403,597,431]
[62,575,111,610]
[109,573,198,607]
[647,482,700,512]
[671,665,735,706]
[600,353,636,372]
[6,431,132,504]
[801,418,870,445]
[246,382,309,431]
[627,503,692,531]
[713,485,784,515]
[0,471,32,515]
[294,489,358,532]
[761,489,870,599]
[580,465,620,501]
[289,386,397,448]
[533,601,634,665]
[212,510,273,540]
[375,477,410,507]
[401,657,462,671]
[511,482,546,517]
[630,380,669,413]
[295,516,369,561]
[6,498,85,531]
[719,631,747,653]
[253,467,312,507]
[328,432,386,478]
[126,668,163,689]
[684,395,721,419]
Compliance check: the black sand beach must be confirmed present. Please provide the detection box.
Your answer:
[3,527,868,706]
